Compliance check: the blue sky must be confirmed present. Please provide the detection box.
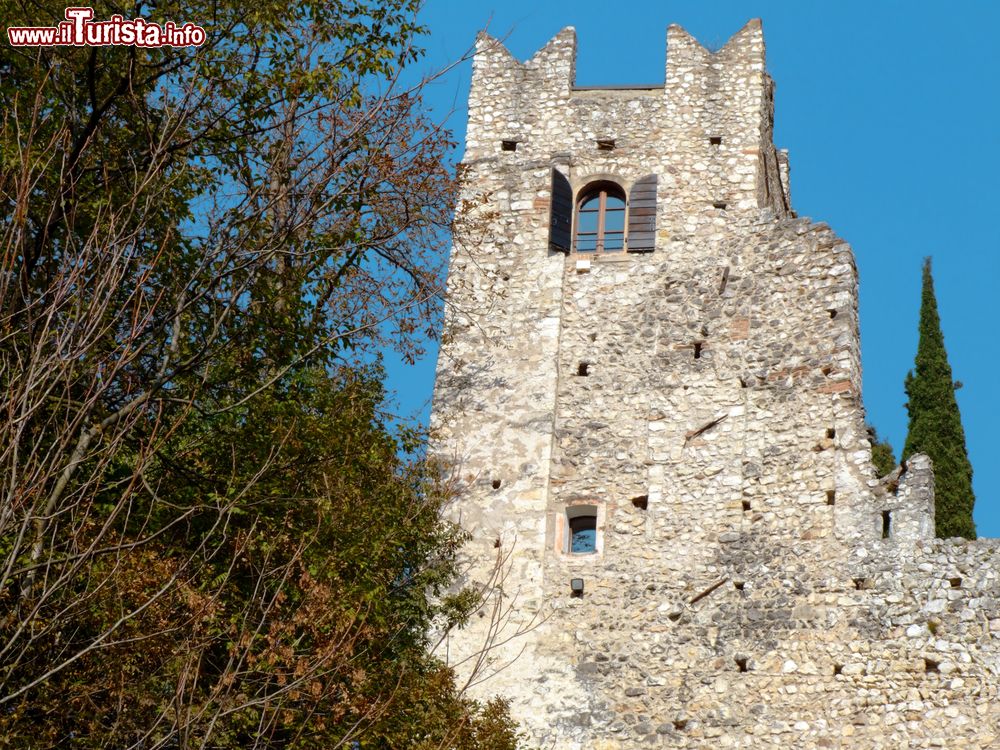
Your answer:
[386,1,1000,537]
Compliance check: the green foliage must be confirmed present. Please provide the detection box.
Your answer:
[0,0,520,746]
[903,258,976,539]
[867,424,897,478]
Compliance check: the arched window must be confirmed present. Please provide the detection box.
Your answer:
[574,182,626,254]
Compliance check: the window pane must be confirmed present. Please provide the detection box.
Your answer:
[576,208,599,235]
[604,207,625,234]
[604,231,624,251]
[569,515,597,554]
[605,195,625,210]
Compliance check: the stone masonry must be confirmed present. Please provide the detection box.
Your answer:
[431,20,1000,749]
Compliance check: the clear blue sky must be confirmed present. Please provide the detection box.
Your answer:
[386,1,1000,537]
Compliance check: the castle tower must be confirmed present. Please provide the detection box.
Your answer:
[432,20,999,749]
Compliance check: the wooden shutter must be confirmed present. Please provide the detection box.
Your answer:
[626,174,657,253]
[549,169,573,253]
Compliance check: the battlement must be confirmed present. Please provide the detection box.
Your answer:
[465,20,789,223]
[471,19,767,94]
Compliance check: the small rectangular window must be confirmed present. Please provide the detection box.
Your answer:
[569,515,597,554]
[597,138,615,151]
[501,140,518,152]
[564,504,600,556]
[709,136,723,146]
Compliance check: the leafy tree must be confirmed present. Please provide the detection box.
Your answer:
[867,424,897,478]
[0,0,519,746]
[903,258,976,539]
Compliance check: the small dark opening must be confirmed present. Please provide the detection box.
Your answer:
[826,490,836,506]
[673,719,688,731]
[569,515,598,555]
[713,201,727,210]
[667,611,681,622]
[693,342,703,359]
[492,479,501,490]
[719,265,730,295]
[734,581,745,591]
[881,511,891,539]
[577,362,590,376]
[709,136,723,146]
[827,428,836,439]
[735,657,748,673]
[828,309,838,319]
[924,658,939,674]
[853,577,867,591]
[501,140,517,152]
[742,500,751,512]
[631,495,649,510]
[833,663,843,676]
[739,377,748,388]
[597,138,615,151]
[949,577,962,588]
[493,538,501,548]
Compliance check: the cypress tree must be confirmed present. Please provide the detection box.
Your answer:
[903,258,976,539]
[867,424,897,478]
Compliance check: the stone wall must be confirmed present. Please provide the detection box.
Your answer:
[431,19,999,749]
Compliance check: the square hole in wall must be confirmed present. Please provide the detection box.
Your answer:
[713,201,727,210]
[742,500,751,512]
[631,495,649,510]
[882,510,892,539]
[577,362,590,376]
[709,136,723,146]
[596,138,615,151]
[501,140,518,152]
[826,490,836,506]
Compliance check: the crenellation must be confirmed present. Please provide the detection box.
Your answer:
[431,18,999,749]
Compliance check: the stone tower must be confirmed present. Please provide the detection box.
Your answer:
[431,20,1000,749]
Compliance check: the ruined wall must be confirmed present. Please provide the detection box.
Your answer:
[431,19,1000,749]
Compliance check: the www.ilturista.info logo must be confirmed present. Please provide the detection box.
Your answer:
[7,7,206,47]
